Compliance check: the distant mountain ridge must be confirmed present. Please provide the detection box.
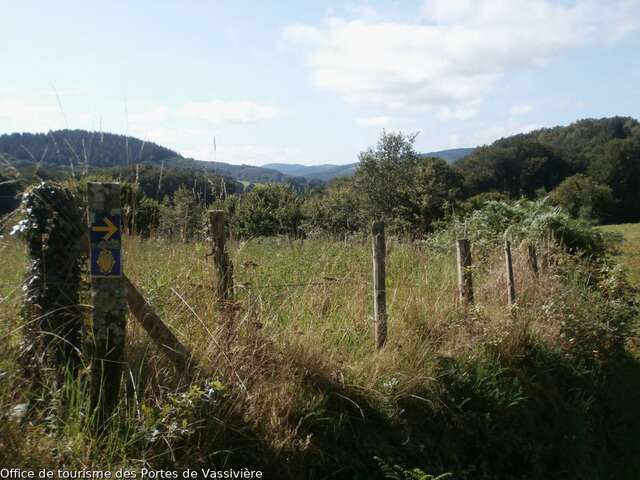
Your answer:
[262,163,359,181]
[0,130,475,184]
[263,147,475,181]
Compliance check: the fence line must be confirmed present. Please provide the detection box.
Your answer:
[13,181,550,427]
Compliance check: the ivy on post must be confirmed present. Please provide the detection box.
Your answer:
[20,182,84,373]
[209,210,234,303]
[87,182,127,427]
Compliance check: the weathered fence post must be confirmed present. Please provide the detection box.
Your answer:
[527,244,539,277]
[209,210,234,302]
[88,182,127,427]
[456,239,474,305]
[372,221,387,349]
[504,240,516,308]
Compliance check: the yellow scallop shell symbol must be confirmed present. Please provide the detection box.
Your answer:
[97,249,116,274]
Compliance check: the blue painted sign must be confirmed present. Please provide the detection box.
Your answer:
[90,214,122,277]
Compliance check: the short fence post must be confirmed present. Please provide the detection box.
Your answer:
[209,210,234,302]
[372,221,387,349]
[504,240,516,308]
[87,182,127,427]
[456,239,474,305]
[527,244,539,277]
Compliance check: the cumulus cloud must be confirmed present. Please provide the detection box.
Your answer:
[178,100,280,123]
[285,0,639,114]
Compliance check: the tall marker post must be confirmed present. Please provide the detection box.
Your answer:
[88,182,127,427]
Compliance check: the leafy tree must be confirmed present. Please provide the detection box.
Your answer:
[411,157,462,231]
[171,185,203,242]
[132,196,161,237]
[233,184,302,238]
[355,132,462,235]
[588,137,640,223]
[549,174,614,223]
[302,177,364,236]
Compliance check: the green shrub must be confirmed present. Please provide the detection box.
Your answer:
[428,198,620,259]
[232,184,303,238]
[549,174,614,223]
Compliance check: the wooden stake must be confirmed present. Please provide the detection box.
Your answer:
[504,240,516,308]
[87,182,127,427]
[456,239,474,305]
[372,221,387,349]
[209,210,234,302]
[123,275,191,370]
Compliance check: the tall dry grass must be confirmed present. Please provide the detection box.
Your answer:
[1,233,638,477]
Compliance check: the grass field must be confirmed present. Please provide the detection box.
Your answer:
[1,232,640,478]
[600,223,640,284]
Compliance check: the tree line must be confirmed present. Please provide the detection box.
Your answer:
[2,116,638,238]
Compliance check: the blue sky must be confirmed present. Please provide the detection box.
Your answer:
[1,0,639,166]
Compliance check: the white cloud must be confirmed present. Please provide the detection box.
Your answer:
[356,115,392,127]
[285,0,639,113]
[509,104,533,116]
[178,100,280,123]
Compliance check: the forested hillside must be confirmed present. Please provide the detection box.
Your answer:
[456,116,640,223]
[0,130,300,184]
[1,117,639,230]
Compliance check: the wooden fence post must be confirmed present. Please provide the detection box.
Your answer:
[527,244,539,277]
[372,221,387,349]
[504,240,516,308]
[456,239,474,305]
[88,182,127,427]
[209,210,234,302]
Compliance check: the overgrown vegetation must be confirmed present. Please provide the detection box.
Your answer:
[1,119,639,477]
[3,116,640,238]
[2,189,639,477]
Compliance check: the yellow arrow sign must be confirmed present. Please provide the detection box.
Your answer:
[92,217,118,240]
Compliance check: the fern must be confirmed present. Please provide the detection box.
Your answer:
[373,456,453,480]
